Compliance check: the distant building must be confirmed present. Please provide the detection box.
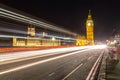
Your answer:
[12,25,60,47]
[86,10,94,45]
[28,26,35,36]
[76,10,94,46]
[76,36,86,46]
[113,29,120,44]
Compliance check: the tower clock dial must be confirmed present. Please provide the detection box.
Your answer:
[87,21,93,26]
[87,22,91,26]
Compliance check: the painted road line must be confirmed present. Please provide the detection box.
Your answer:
[62,63,83,80]
[88,56,93,60]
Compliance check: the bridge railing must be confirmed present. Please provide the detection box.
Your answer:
[86,51,106,80]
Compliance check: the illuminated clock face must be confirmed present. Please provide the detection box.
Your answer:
[88,22,91,26]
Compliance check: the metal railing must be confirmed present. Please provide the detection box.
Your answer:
[86,52,104,80]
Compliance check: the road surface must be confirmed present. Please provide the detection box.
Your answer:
[0,46,107,80]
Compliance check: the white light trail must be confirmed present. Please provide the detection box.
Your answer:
[0,27,27,34]
[0,46,89,62]
[0,7,77,36]
[0,45,106,63]
[0,33,76,41]
[0,48,93,75]
[92,45,107,49]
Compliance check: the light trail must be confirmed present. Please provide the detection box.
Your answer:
[0,32,76,41]
[0,22,75,40]
[0,48,93,75]
[91,45,107,49]
[0,7,77,36]
[0,27,27,35]
[0,45,107,63]
[0,46,89,62]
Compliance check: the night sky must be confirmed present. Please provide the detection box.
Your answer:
[0,0,120,41]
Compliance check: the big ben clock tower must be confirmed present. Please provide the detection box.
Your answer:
[86,10,94,45]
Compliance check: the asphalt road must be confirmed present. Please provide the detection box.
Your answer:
[0,48,105,80]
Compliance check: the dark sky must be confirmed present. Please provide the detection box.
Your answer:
[0,0,120,40]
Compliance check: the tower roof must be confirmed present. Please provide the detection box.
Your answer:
[88,10,92,20]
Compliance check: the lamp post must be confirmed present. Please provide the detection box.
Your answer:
[52,37,55,46]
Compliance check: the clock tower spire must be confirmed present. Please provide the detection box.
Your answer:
[86,10,94,45]
[88,10,92,19]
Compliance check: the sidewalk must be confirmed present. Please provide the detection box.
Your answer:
[106,56,120,80]
[106,44,120,80]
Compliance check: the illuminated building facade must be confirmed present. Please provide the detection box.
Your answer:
[12,26,61,47]
[86,10,94,45]
[28,26,35,36]
[76,36,86,46]
[76,10,94,46]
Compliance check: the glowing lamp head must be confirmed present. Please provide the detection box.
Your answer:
[52,37,55,41]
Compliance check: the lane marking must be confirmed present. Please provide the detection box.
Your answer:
[86,52,103,80]
[88,56,93,60]
[0,49,92,75]
[62,63,83,80]
[48,72,55,77]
